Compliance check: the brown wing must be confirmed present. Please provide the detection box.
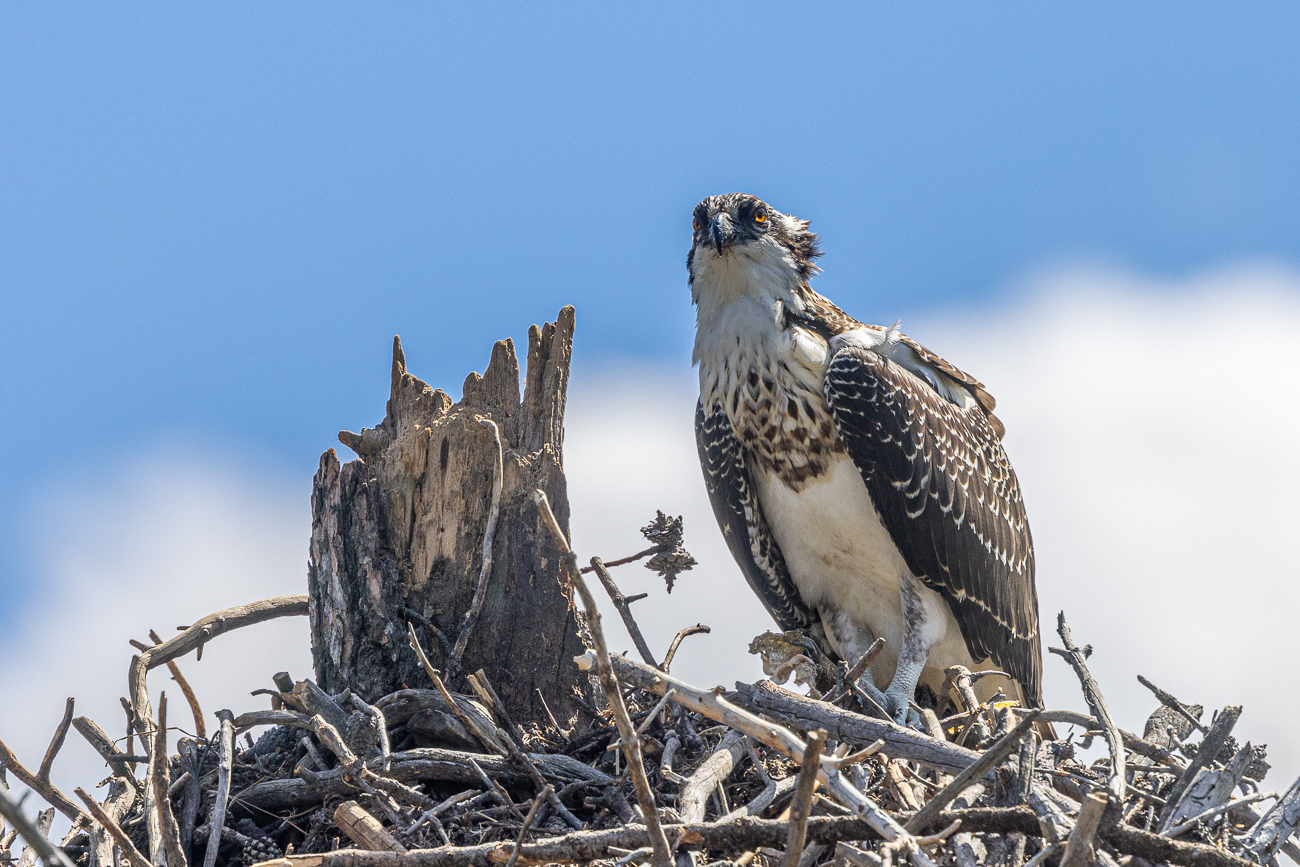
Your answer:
[823,346,1042,705]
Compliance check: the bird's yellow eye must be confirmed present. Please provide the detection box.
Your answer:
[693,217,702,231]
[754,210,767,223]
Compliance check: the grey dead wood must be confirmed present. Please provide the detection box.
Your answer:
[904,710,1039,833]
[1137,676,1208,736]
[0,721,87,824]
[177,739,200,863]
[76,788,151,867]
[781,730,827,867]
[129,597,308,756]
[315,310,594,735]
[201,710,235,867]
[661,626,710,675]
[148,630,207,742]
[731,680,981,776]
[73,718,145,795]
[14,808,52,867]
[1162,741,1254,833]
[238,808,1257,867]
[677,732,750,826]
[149,696,186,867]
[1059,791,1107,867]
[575,651,935,866]
[589,556,659,668]
[1011,707,1186,769]
[1242,771,1300,862]
[533,490,673,867]
[504,785,551,867]
[87,779,136,867]
[333,802,407,854]
[1156,706,1242,833]
[238,747,609,812]
[1051,613,1126,806]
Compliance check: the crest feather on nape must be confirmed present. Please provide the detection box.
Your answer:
[777,213,822,280]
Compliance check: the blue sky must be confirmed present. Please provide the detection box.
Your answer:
[3,2,1299,606]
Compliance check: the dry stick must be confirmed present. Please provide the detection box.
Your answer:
[577,546,658,574]
[334,802,407,853]
[75,788,151,867]
[533,491,673,867]
[677,732,749,825]
[1060,791,1107,867]
[72,717,145,794]
[580,653,937,865]
[201,710,235,867]
[149,630,207,742]
[824,639,886,704]
[1156,705,1242,833]
[589,557,659,668]
[781,730,827,867]
[661,626,710,675]
[35,699,75,788]
[0,786,74,867]
[904,710,1040,833]
[16,808,52,867]
[0,735,86,825]
[1051,613,1125,805]
[151,695,188,867]
[1167,790,1275,839]
[1137,676,1208,735]
[129,595,309,756]
[238,808,1256,867]
[406,625,507,757]
[1010,707,1185,769]
[504,785,552,867]
[450,418,504,672]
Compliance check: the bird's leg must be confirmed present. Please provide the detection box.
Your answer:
[881,576,938,728]
[820,607,893,717]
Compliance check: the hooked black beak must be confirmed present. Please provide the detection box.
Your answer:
[709,213,735,255]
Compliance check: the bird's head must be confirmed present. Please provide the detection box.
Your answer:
[686,193,821,302]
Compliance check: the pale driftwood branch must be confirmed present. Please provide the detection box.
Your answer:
[150,695,187,867]
[534,490,673,867]
[1162,741,1254,833]
[1241,768,1300,861]
[661,626,710,675]
[1060,791,1107,867]
[0,785,74,867]
[201,710,235,867]
[450,418,505,672]
[16,807,52,867]
[677,731,748,825]
[242,807,1257,867]
[150,630,207,742]
[1156,705,1242,833]
[334,802,407,853]
[904,710,1039,833]
[731,680,980,775]
[1010,707,1185,769]
[781,729,827,867]
[86,779,135,867]
[1051,613,1125,804]
[129,595,309,752]
[589,557,658,668]
[1167,790,1275,839]
[574,652,936,866]
[72,717,144,794]
[75,787,151,867]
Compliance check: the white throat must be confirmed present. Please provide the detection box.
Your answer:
[691,240,804,371]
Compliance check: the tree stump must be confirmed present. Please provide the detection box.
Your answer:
[308,307,592,733]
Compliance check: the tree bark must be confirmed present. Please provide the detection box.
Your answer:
[308,307,591,734]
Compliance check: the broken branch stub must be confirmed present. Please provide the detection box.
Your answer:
[309,307,593,734]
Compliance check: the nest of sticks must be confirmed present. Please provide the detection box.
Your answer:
[2,493,1298,867]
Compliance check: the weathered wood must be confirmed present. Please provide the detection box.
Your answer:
[333,802,407,853]
[310,308,591,733]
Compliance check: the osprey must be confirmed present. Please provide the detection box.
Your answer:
[689,193,1043,723]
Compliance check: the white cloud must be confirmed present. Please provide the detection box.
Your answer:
[0,452,313,830]
[3,265,1298,840]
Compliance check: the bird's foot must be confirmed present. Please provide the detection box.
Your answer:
[883,687,922,729]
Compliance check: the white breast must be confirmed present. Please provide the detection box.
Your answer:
[752,453,975,690]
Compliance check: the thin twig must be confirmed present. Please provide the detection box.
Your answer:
[150,630,207,741]
[72,717,144,794]
[534,490,674,867]
[1137,676,1208,735]
[150,695,188,867]
[0,735,86,824]
[0,786,74,867]
[661,625,710,674]
[578,547,658,574]
[589,556,660,668]
[1051,613,1125,805]
[451,418,505,671]
[36,699,75,787]
[781,729,827,867]
[504,785,552,867]
[1166,790,1275,839]
[904,710,1040,833]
